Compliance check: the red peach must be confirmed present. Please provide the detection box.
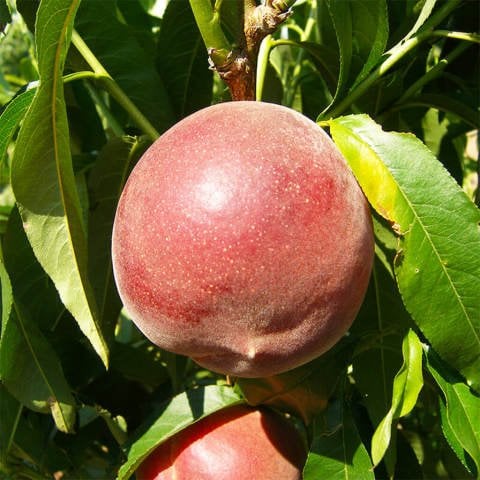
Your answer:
[112,101,374,377]
[136,405,307,480]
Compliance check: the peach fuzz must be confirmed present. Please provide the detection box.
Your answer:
[112,101,374,377]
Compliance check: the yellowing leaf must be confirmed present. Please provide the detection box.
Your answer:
[329,114,480,389]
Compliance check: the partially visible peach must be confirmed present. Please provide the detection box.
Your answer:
[136,405,307,480]
[112,101,374,377]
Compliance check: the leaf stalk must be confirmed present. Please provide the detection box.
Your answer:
[71,30,159,141]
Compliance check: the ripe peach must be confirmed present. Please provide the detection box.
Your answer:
[112,101,374,377]
[136,405,307,480]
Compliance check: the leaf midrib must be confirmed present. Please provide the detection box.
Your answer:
[351,126,479,349]
[49,0,106,357]
[12,300,69,431]
[389,154,480,349]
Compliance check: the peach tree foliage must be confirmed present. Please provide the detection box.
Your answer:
[0,0,479,479]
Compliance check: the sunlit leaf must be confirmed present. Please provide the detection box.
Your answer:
[10,0,109,367]
[329,114,480,389]
[370,329,423,466]
[403,0,437,41]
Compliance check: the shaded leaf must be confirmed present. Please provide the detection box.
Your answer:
[439,399,476,475]
[324,0,352,108]
[3,208,64,331]
[117,385,243,480]
[329,114,480,389]
[396,93,480,129]
[302,42,339,95]
[10,0,109,367]
[0,234,75,433]
[427,349,480,475]
[75,0,174,132]
[394,429,424,479]
[111,342,170,389]
[351,254,412,474]
[324,0,388,112]
[259,59,284,105]
[352,256,410,422]
[0,385,22,464]
[0,0,10,33]
[238,338,353,426]
[78,404,127,446]
[348,0,389,89]
[371,329,423,467]
[9,412,71,474]
[304,399,374,480]
[160,350,190,395]
[88,136,148,342]
[156,0,213,119]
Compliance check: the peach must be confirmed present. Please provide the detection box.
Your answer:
[136,405,307,479]
[112,101,374,377]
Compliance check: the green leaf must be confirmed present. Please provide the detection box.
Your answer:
[324,0,352,108]
[351,254,412,474]
[75,0,175,132]
[160,350,190,394]
[329,114,480,389]
[0,87,36,165]
[439,399,476,475]
[0,385,22,465]
[396,93,480,129]
[10,0,109,367]
[303,399,374,480]
[117,385,243,480]
[156,0,213,119]
[0,0,11,33]
[348,0,389,89]
[370,329,424,467]
[8,413,71,475]
[427,349,480,475]
[3,208,65,331]
[403,0,437,42]
[0,232,76,433]
[324,0,388,111]
[111,342,170,389]
[238,339,353,426]
[78,404,127,446]
[88,136,147,341]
